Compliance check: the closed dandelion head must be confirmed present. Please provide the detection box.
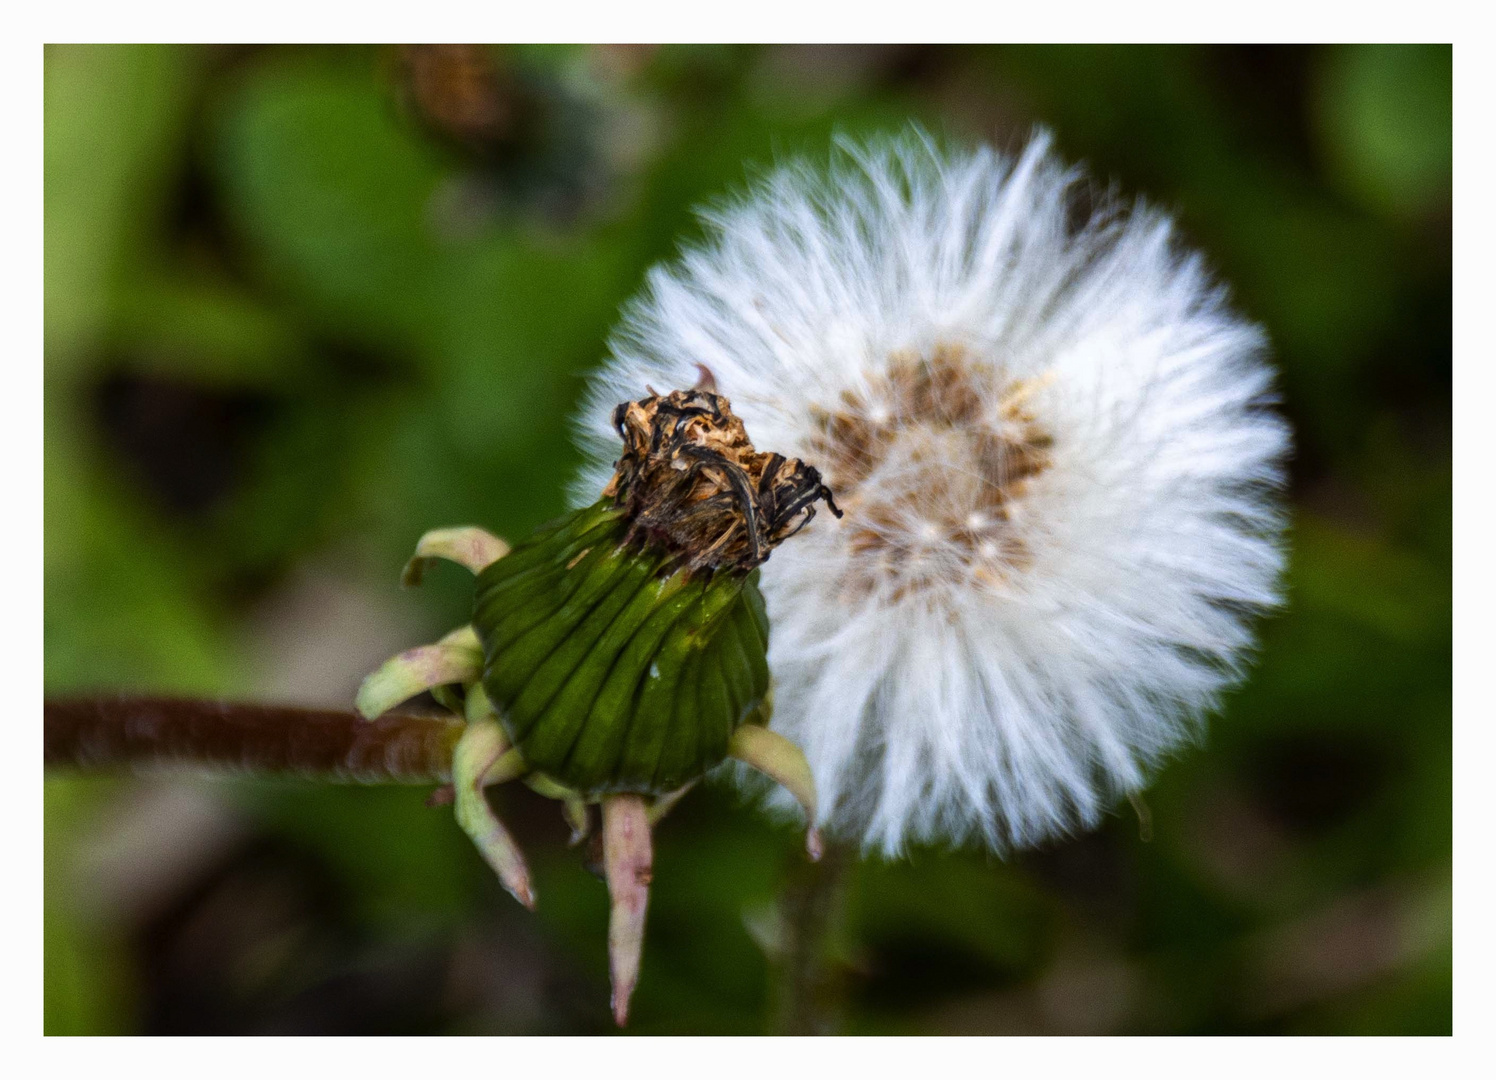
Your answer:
[575,128,1290,857]
[359,384,832,1025]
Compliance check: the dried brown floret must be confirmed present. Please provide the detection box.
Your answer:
[604,389,842,574]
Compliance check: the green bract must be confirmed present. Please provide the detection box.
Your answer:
[473,499,770,797]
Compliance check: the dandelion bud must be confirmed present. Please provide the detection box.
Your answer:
[476,388,837,795]
[359,387,837,1024]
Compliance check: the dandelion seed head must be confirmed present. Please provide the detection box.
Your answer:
[573,127,1290,856]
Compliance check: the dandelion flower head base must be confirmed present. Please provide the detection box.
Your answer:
[808,343,1053,602]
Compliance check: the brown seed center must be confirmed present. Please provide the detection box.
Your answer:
[805,344,1054,598]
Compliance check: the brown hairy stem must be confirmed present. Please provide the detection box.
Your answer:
[45,696,463,784]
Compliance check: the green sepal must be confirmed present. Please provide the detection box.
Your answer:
[402,526,510,586]
[355,625,482,720]
[472,500,772,797]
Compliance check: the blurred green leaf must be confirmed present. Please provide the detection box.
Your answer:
[1316,45,1451,220]
[215,49,447,347]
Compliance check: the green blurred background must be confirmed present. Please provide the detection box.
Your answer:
[43,44,1451,1035]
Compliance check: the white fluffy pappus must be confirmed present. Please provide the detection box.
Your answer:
[573,128,1290,856]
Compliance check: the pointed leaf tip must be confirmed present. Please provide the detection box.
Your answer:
[403,527,509,586]
[356,625,482,720]
[602,794,653,1027]
[452,719,535,908]
[562,797,591,847]
[729,724,821,856]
